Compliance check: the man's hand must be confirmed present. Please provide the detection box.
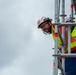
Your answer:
[58,45,62,52]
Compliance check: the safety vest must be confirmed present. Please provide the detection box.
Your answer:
[52,25,76,53]
[52,25,62,47]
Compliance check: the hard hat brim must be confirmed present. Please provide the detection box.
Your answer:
[38,20,51,28]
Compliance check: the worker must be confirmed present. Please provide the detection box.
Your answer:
[37,17,76,75]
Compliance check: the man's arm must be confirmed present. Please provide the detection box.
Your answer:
[64,27,68,44]
[57,27,68,51]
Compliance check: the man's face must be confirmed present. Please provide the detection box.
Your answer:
[40,21,52,33]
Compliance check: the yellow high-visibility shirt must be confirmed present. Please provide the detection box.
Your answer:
[52,26,76,53]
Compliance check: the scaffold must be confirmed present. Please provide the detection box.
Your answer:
[53,0,76,75]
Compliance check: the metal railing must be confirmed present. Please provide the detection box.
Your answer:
[53,0,76,75]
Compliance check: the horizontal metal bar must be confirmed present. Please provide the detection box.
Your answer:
[53,22,76,26]
[61,54,76,57]
[53,54,76,57]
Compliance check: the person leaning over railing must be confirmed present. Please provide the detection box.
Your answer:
[37,17,76,75]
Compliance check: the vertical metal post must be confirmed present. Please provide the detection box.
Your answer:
[75,15,76,22]
[61,0,65,73]
[68,0,74,54]
[57,0,60,22]
[53,0,60,75]
[71,0,74,20]
[73,0,76,14]
[68,26,71,53]
[68,0,73,54]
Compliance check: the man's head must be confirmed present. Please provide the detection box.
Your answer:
[37,17,52,34]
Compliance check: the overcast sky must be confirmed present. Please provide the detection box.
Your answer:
[0,0,71,75]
